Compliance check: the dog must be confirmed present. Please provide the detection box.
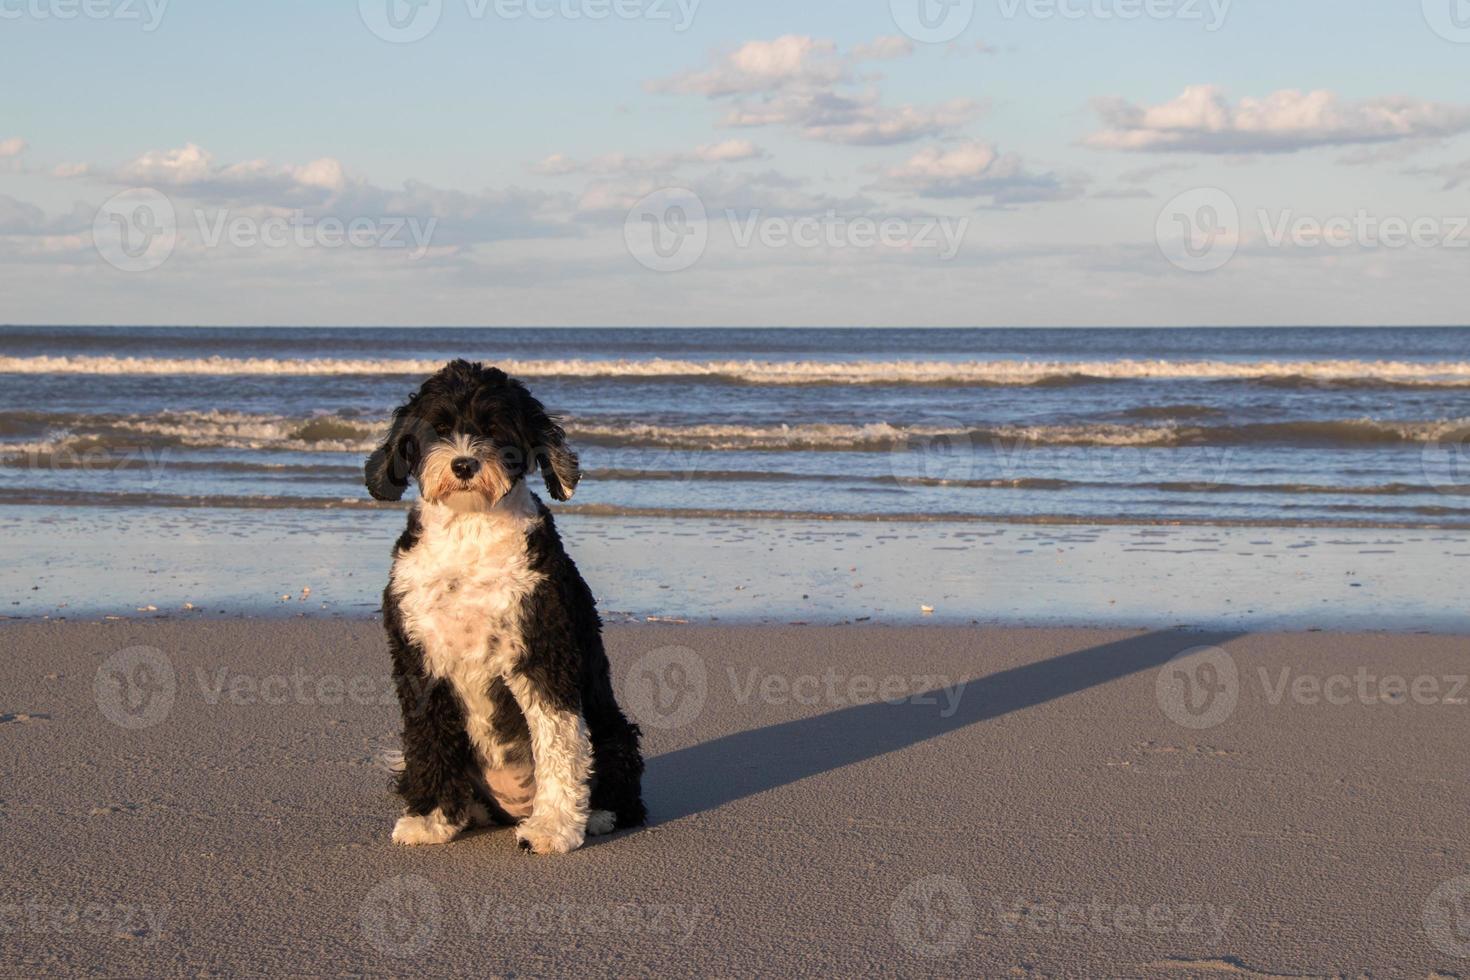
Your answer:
[365,360,645,854]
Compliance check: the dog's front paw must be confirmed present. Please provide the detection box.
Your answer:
[392,809,463,846]
[515,817,585,855]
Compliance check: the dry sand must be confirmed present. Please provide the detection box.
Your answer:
[1,619,1467,977]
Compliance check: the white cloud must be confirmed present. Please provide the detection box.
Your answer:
[874,141,1082,204]
[650,36,979,146]
[112,143,350,206]
[652,36,846,98]
[1085,85,1470,154]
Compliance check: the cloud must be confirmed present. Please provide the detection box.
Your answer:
[650,35,979,146]
[1085,85,1470,154]
[110,143,351,207]
[533,139,767,176]
[0,194,93,236]
[72,144,578,247]
[873,142,1082,204]
[652,36,847,98]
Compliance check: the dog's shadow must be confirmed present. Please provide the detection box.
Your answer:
[645,629,1244,824]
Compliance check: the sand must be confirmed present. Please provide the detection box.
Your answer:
[1,619,1467,977]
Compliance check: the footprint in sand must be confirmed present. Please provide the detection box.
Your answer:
[0,712,51,724]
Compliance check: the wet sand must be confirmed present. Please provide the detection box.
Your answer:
[1,619,1468,976]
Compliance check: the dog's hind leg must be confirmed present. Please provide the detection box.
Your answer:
[588,721,646,830]
[584,656,647,829]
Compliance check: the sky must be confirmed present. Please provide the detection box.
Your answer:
[2,0,1470,327]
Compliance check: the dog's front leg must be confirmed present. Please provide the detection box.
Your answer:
[391,674,482,846]
[503,671,592,855]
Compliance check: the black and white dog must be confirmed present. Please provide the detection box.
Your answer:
[365,360,645,854]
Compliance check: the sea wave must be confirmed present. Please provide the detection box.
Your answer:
[1,410,1466,457]
[0,488,1463,529]
[570,418,1470,451]
[4,354,1470,387]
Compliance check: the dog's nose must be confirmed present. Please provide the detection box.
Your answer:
[451,457,480,480]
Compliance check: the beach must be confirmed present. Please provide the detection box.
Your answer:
[2,325,1468,976]
[3,618,1469,976]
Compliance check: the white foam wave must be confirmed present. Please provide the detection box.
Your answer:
[2,411,1464,457]
[4,355,1470,386]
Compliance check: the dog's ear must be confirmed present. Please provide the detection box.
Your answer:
[365,404,424,502]
[526,406,580,502]
[496,374,581,501]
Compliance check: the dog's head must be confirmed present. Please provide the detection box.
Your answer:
[365,360,580,506]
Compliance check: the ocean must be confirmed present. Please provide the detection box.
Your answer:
[2,326,1467,628]
[2,325,1467,527]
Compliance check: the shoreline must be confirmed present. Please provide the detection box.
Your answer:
[1,492,1467,531]
[4,506,1468,633]
[3,619,1467,975]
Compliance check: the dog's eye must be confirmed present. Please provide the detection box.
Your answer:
[433,422,451,437]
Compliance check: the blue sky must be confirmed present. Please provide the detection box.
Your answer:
[3,0,1469,326]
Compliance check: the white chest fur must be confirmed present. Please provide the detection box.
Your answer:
[390,487,545,768]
